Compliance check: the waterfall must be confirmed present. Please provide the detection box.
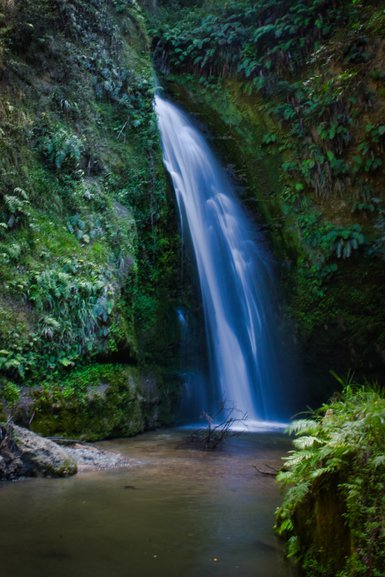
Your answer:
[155,95,292,426]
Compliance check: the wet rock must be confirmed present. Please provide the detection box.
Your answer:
[0,423,77,480]
[63,443,131,472]
[0,450,23,480]
[0,454,7,477]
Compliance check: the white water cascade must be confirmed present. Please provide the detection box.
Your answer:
[155,95,291,426]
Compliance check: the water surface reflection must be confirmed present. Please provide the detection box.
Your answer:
[0,430,293,577]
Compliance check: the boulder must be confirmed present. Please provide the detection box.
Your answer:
[0,423,77,480]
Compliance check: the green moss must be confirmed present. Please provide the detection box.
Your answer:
[0,0,181,410]
[45,458,78,478]
[29,364,146,441]
[6,362,179,441]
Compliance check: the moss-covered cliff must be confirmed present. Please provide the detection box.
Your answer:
[142,2,385,575]
[149,0,385,401]
[0,0,181,437]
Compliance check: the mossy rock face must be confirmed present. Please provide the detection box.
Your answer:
[0,0,180,404]
[150,0,385,404]
[161,77,385,402]
[13,364,172,441]
[292,477,350,574]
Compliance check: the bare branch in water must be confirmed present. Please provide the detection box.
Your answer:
[188,402,248,450]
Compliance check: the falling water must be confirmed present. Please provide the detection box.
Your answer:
[155,95,291,426]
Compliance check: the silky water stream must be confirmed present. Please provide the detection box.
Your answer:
[155,95,296,424]
[0,97,297,577]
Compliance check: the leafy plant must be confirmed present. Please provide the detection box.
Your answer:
[275,378,385,576]
[2,188,31,229]
[352,187,381,214]
[41,128,84,171]
[322,224,366,259]
[0,380,20,409]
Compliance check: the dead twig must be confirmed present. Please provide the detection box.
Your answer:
[189,402,247,450]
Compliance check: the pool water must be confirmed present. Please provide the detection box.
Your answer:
[0,429,294,577]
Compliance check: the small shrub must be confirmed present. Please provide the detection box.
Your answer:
[321,224,366,259]
[41,128,84,171]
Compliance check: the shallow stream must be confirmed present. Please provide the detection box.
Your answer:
[0,429,293,577]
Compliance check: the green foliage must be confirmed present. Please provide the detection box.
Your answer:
[155,0,384,206]
[322,224,366,259]
[2,188,31,230]
[352,186,381,215]
[41,127,84,171]
[154,0,355,84]
[0,379,20,409]
[276,379,385,576]
[112,0,135,15]
[29,265,111,342]
[0,0,180,394]
[295,206,366,272]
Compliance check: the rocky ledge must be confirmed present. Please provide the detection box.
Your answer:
[0,423,131,480]
[0,422,77,480]
[63,443,131,472]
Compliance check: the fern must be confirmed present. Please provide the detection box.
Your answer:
[275,378,385,576]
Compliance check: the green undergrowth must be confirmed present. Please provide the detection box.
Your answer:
[147,0,385,391]
[275,377,385,576]
[0,0,181,411]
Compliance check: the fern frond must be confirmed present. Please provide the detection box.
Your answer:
[287,419,319,435]
[293,435,322,450]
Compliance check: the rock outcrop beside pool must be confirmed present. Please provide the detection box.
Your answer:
[0,423,77,480]
[63,443,131,472]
